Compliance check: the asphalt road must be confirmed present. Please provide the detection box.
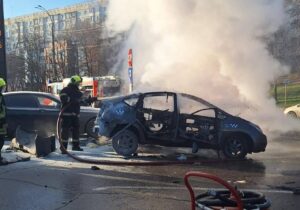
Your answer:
[0,135,299,210]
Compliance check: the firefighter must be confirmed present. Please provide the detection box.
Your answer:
[0,78,7,165]
[59,75,96,154]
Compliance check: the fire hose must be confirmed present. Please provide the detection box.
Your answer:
[184,171,271,210]
[56,102,196,166]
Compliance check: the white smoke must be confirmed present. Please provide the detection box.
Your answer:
[106,0,300,133]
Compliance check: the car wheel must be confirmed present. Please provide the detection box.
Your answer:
[222,135,248,159]
[112,129,138,156]
[85,118,98,139]
[288,111,297,118]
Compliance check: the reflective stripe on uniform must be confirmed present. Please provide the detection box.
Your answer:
[62,113,80,117]
[72,139,79,143]
[61,139,68,143]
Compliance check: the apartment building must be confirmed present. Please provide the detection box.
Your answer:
[4,0,109,79]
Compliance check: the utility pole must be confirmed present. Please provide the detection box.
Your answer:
[0,0,7,81]
[35,5,57,81]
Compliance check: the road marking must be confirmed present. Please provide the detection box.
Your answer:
[93,186,294,194]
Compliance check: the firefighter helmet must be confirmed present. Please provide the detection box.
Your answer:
[0,78,6,88]
[70,75,82,85]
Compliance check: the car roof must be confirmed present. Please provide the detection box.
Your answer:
[113,91,223,110]
[3,91,59,100]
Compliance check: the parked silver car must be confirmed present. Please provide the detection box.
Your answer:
[4,91,99,138]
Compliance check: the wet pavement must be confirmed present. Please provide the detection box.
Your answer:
[0,136,299,210]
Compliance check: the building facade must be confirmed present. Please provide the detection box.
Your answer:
[5,0,109,81]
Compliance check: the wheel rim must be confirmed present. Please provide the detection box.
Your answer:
[288,112,297,118]
[225,138,244,157]
[86,119,97,138]
[116,133,135,153]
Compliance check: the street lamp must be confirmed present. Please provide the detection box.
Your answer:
[35,5,57,81]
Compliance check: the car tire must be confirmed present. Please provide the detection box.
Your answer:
[85,118,98,139]
[288,111,297,118]
[112,129,138,156]
[222,135,248,160]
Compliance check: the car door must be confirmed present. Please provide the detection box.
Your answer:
[137,92,178,141]
[34,94,60,136]
[177,94,218,145]
[5,94,39,136]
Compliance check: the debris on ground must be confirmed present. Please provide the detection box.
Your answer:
[272,185,300,195]
[234,180,247,184]
[9,126,55,157]
[177,154,187,161]
[91,166,100,170]
[86,142,99,148]
[0,150,31,165]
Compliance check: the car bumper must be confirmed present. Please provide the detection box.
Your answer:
[96,119,114,137]
[252,134,267,153]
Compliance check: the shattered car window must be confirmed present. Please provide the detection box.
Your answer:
[178,94,215,118]
[124,97,139,107]
[143,95,174,112]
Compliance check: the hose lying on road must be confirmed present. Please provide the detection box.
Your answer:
[56,102,197,166]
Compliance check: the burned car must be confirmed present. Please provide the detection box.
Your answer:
[95,92,267,159]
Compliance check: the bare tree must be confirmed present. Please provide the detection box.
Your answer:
[6,52,26,91]
[7,33,47,91]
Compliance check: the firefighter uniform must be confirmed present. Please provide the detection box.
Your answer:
[0,78,7,165]
[59,75,84,153]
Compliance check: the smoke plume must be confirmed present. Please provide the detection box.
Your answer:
[106,0,299,133]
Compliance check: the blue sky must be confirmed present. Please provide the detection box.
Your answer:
[4,0,86,18]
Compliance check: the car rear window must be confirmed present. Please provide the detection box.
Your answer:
[4,94,38,108]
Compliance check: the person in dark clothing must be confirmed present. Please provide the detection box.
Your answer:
[0,78,8,165]
[59,75,96,154]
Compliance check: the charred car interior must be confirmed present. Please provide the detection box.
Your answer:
[95,92,267,159]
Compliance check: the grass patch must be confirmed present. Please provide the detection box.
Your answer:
[272,83,300,108]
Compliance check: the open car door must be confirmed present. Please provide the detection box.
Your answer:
[177,94,218,146]
[137,92,178,141]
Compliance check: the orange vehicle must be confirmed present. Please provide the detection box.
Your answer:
[79,76,121,98]
[47,76,121,98]
[47,81,64,96]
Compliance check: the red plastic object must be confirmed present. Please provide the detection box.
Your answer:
[184,171,243,210]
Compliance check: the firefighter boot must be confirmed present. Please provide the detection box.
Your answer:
[72,140,83,151]
[60,141,68,154]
